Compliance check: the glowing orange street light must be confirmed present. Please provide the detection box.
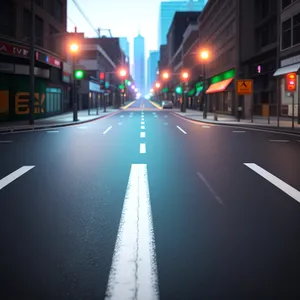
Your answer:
[150,88,154,93]
[155,82,161,89]
[70,42,79,53]
[162,71,170,79]
[181,71,189,80]
[119,68,127,77]
[200,50,209,60]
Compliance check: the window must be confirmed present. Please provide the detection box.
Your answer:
[293,12,300,45]
[282,0,292,10]
[51,0,63,23]
[35,16,44,47]
[0,0,14,37]
[282,18,292,49]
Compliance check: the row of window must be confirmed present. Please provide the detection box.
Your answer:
[281,12,300,50]
[46,88,62,114]
[255,17,277,50]
[34,0,64,23]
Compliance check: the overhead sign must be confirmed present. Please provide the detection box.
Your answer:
[237,79,253,95]
[36,51,61,68]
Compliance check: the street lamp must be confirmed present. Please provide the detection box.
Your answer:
[118,68,127,105]
[180,71,189,112]
[199,49,210,119]
[155,82,161,89]
[69,40,80,121]
[162,71,170,80]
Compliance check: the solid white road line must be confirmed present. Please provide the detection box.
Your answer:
[176,126,187,134]
[197,172,223,205]
[233,130,246,133]
[269,140,290,143]
[103,126,112,134]
[105,164,159,300]
[141,125,145,130]
[140,132,146,138]
[244,163,300,203]
[140,143,146,153]
[47,130,59,133]
[0,166,35,191]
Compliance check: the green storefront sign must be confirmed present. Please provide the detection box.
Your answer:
[211,69,235,84]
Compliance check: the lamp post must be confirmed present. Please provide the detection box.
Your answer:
[69,40,79,121]
[181,71,189,113]
[29,0,35,125]
[200,50,209,119]
[118,68,127,105]
[155,82,161,103]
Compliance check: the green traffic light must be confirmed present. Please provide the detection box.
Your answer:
[74,70,84,80]
[175,86,183,94]
[119,84,125,89]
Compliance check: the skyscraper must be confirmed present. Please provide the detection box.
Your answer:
[119,37,130,64]
[158,0,207,46]
[147,51,160,92]
[134,33,145,95]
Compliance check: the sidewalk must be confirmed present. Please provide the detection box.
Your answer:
[0,107,118,133]
[172,108,300,134]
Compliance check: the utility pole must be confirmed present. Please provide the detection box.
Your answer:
[29,0,35,125]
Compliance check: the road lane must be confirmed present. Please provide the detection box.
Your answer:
[1,101,300,299]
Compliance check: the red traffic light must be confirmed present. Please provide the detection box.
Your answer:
[286,72,297,92]
[99,72,105,80]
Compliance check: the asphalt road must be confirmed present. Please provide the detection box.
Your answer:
[1,98,300,299]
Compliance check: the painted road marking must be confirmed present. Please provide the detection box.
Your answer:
[141,125,145,130]
[140,132,146,138]
[120,115,124,118]
[141,121,145,125]
[103,126,112,134]
[0,141,13,143]
[78,126,88,130]
[47,130,59,133]
[164,122,168,125]
[105,164,158,300]
[197,172,223,205]
[244,163,300,203]
[269,140,290,143]
[177,126,187,134]
[164,115,168,118]
[202,126,210,129]
[118,123,122,125]
[233,130,246,133]
[140,143,146,154]
[0,166,35,191]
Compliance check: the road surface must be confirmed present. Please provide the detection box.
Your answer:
[1,98,300,299]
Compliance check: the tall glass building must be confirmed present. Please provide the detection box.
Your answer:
[147,50,160,92]
[158,0,207,46]
[134,33,146,95]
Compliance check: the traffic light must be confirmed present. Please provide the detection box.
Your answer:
[286,72,297,92]
[74,69,84,80]
[175,86,183,94]
[99,72,105,89]
[119,84,125,89]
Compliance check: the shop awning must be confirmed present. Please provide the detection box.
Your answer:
[273,63,300,76]
[205,78,233,94]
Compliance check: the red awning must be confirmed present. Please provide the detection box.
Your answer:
[205,78,233,94]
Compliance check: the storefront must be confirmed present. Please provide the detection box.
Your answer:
[274,55,300,117]
[205,69,236,114]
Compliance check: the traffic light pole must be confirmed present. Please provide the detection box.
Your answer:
[72,54,78,121]
[29,0,35,125]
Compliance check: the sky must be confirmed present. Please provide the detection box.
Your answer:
[67,0,163,63]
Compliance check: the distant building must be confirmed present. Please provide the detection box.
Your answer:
[119,37,130,65]
[158,0,206,46]
[147,50,160,92]
[134,33,145,95]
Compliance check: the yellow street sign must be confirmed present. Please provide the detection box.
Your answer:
[237,79,253,95]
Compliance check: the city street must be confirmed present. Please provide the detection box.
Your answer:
[1,98,300,299]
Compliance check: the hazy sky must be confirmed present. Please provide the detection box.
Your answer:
[67,0,162,62]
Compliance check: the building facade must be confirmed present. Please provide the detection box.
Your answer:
[133,33,145,95]
[0,0,69,121]
[159,0,207,46]
[119,37,130,65]
[274,0,300,118]
[147,50,159,92]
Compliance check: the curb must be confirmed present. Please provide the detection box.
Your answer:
[172,112,300,136]
[0,110,119,134]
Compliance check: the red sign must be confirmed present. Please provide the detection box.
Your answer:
[285,72,297,92]
[36,51,61,68]
[0,41,30,58]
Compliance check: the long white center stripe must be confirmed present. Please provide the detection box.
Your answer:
[105,164,159,300]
